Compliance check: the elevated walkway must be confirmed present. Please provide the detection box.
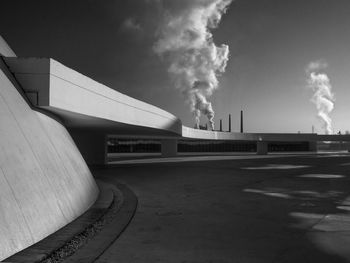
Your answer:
[4,58,182,137]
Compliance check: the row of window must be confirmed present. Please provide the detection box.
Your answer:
[108,138,161,153]
[107,138,311,153]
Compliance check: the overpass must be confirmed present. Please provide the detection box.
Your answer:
[4,57,350,164]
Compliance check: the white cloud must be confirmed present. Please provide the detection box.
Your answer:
[122,17,142,32]
[153,0,232,129]
[305,59,328,74]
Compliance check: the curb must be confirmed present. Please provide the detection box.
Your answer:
[63,183,138,263]
[3,180,137,263]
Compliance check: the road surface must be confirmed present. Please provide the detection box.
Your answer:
[93,153,350,263]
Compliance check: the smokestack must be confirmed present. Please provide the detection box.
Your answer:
[220,119,222,132]
[312,125,315,134]
[240,110,243,133]
[228,114,231,132]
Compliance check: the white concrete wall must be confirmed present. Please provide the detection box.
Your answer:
[182,126,255,141]
[0,41,99,260]
[4,58,183,135]
[182,126,318,142]
[0,35,16,57]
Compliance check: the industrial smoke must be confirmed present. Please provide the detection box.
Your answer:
[306,60,335,134]
[153,0,232,130]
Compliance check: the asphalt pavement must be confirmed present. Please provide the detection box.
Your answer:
[93,153,350,263]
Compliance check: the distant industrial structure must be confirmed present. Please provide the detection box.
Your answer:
[196,111,243,134]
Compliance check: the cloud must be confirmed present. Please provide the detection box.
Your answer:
[306,60,335,134]
[305,59,328,74]
[153,0,233,130]
[144,0,161,4]
[122,17,142,32]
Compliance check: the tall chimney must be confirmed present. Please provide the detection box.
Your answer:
[240,110,243,133]
[220,119,222,132]
[228,114,231,132]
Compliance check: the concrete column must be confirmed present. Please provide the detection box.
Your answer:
[257,141,268,155]
[69,130,107,166]
[308,141,317,152]
[161,139,177,157]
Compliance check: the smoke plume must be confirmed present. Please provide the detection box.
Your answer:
[306,60,335,134]
[153,0,232,130]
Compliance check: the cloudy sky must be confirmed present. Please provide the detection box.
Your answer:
[1,0,350,133]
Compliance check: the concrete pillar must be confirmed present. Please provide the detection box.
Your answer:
[161,139,177,157]
[240,110,244,133]
[308,141,317,152]
[228,114,231,132]
[69,130,107,166]
[257,141,268,155]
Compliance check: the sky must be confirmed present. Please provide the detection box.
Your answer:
[1,0,350,134]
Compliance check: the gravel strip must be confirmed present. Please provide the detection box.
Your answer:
[40,189,123,263]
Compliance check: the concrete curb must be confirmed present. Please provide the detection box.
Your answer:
[3,180,137,263]
[62,183,138,263]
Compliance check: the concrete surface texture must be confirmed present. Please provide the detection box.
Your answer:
[182,125,350,142]
[4,57,183,136]
[94,154,350,263]
[5,180,115,263]
[0,36,16,57]
[70,131,108,166]
[0,40,99,260]
[161,139,178,157]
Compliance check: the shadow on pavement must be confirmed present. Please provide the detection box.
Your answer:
[93,154,350,263]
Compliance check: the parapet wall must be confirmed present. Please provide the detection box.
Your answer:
[0,38,99,260]
[4,57,183,136]
[182,126,318,142]
[0,35,16,57]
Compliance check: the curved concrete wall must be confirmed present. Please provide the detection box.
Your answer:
[0,41,99,260]
[5,58,183,136]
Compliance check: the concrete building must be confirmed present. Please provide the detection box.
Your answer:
[6,56,350,165]
[1,35,350,260]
